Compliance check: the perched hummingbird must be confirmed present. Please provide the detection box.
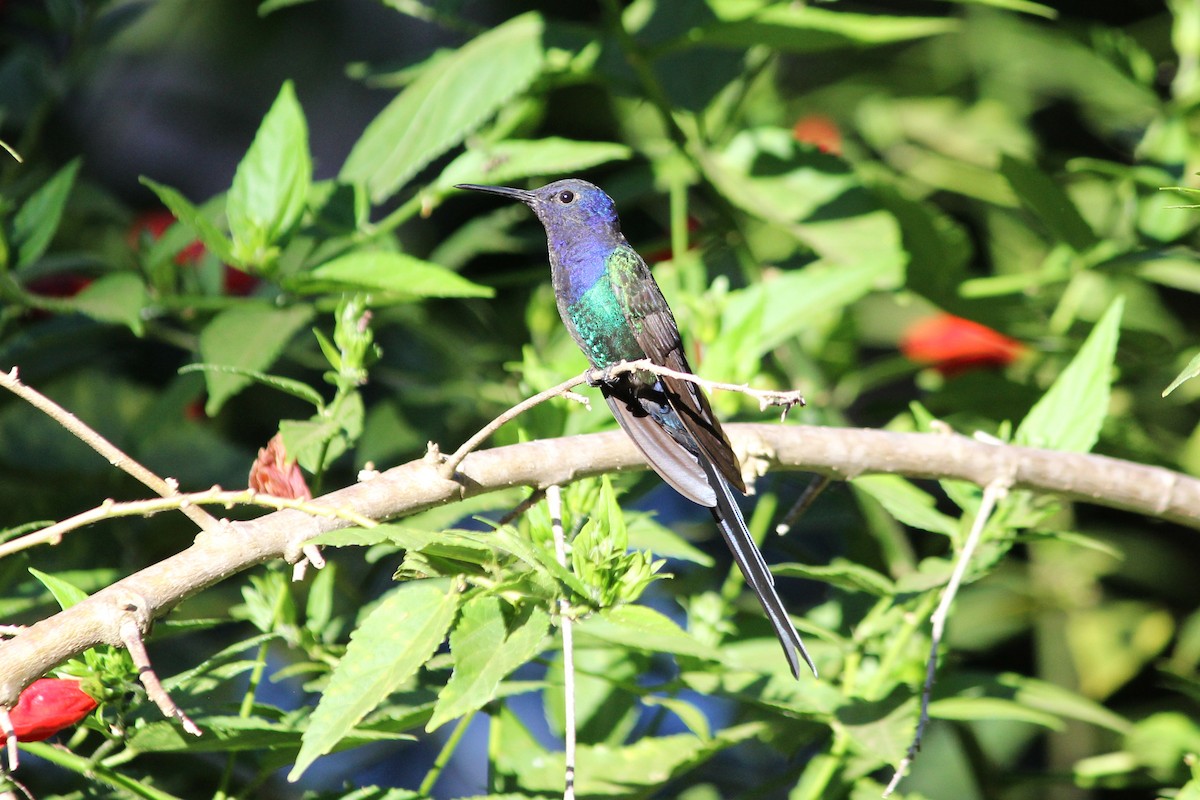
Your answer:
[457,179,816,679]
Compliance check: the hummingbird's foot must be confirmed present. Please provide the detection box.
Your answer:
[586,364,620,387]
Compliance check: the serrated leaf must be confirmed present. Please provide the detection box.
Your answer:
[178,364,324,408]
[227,81,311,267]
[853,475,959,537]
[1000,156,1097,252]
[197,305,314,415]
[289,580,460,781]
[139,177,235,263]
[291,251,493,299]
[28,568,88,610]
[340,12,545,203]
[1164,351,1200,397]
[1015,297,1123,452]
[427,597,549,731]
[13,158,80,269]
[773,559,895,596]
[432,138,631,192]
[576,605,717,659]
[68,273,148,335]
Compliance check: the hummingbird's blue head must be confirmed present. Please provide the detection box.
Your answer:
[456,178,624,243]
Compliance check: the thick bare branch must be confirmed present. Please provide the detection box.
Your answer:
[1,425,1198,705]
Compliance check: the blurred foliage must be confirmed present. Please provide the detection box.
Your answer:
[1,0,1199,798]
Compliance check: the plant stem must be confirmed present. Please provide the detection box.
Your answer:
[419,710,476,796]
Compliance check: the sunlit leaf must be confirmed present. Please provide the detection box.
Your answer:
[290,580,460,780]
[340,12,545,203]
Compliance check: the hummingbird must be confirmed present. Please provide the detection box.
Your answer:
[456,179,816,679]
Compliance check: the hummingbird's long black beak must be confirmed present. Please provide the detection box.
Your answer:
[455,184,536,205]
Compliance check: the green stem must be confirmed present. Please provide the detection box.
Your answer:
[214,574,289,800]
[365,193,425,241]
[865,590,939,701]
[420,710,476,796]
[21,740,184,800]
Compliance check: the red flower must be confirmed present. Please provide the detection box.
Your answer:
[900,313,1025,376]
[793,114,843,156]
[129,209,258,296]
[25,273,93,298]
[249,433,311,500]
[2,679,97,744]
[129,210,208,266]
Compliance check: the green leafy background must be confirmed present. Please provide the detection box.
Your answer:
[1,1,1198,799]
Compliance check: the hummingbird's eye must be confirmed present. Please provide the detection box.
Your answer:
[558,190,575,204]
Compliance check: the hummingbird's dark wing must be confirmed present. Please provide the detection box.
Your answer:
[603,247,745,492]
[604,246,816,678]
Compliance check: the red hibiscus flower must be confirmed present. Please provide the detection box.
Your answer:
[900,313,1025,376]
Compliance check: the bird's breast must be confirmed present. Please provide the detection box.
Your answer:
[563,276,644,368]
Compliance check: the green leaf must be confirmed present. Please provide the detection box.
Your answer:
[340,12,545,203]
[13,158,80,269]
[178,364,324,408]
[427,597,549,731]
[197,305,314,415]
[626,513,713,566]
[289,580,460,781]
[576,605,717,659]
[227,81,311,267]
[999,156,1098,252]
[1164,351,1200,397]
[692,3,958,52]
[279,391,364,472]
[291,252,493,299]
[852,475,959,537]
[931,696,1063,728]
[28,568,89,610]
[938,672,1131,734]
[139,177,236,264]
[497,704,765,796]
[642,695,711,740]
[432,138,632,192]
[773,559,895,596]
[68,273,148,335]
[1015,297,1123,452]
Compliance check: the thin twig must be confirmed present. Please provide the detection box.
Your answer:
[776,475,832,535]
[118,609,201,737]
[441,360,805,477]
[441,374,592,477]
[0,488,378,560]
[0,368,220,533]
[883,479,1010,797]
[613,359,805,415]
[498,488,548,527]
[547,485,576,800]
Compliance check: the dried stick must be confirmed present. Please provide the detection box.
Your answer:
[0,368,219,534]
[3,425,1199,709]
[776,475,832,536]
[883,479,1010,797]
[0,488,378,560]
[547,485,576,800]
[118,604,201,737]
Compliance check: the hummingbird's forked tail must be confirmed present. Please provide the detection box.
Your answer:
[703,458,817,680]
